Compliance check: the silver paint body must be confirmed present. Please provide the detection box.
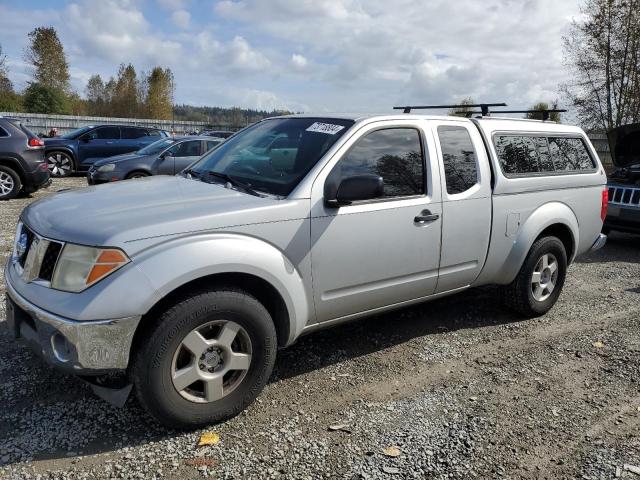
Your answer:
[5,114,607,372]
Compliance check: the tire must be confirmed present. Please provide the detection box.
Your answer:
[504,236,567,318]
[132,288,277,429]
[46,151,74,177]
[126,171,150,180]
[0,166,22,200]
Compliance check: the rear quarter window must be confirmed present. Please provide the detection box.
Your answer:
[494,134,596,177]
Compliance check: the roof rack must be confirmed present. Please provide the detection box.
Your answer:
[457,108,567,121]
[393,103,507,115]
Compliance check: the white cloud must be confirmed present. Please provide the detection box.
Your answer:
[171,9,190,29]
[290,53,308,70]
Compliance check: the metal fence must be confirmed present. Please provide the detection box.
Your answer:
[0,111,243,136]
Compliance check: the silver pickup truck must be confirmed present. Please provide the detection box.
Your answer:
[5,113,607,428]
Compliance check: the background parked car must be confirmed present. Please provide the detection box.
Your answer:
[45,124,169,177]
[0,116,50,200]
[199,130,235,138]
[87,136,223,184]
[604,122,640,234]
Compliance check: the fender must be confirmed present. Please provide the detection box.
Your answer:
[130,232,311,345]
[475,201,578,286]
[0,154,26,174]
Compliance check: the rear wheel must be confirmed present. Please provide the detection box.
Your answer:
[0,166,21,200]
[504,236,567,317]
[46,151,74,177]
[132,289,277,429]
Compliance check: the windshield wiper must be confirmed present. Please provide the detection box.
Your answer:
[205,171,263,197]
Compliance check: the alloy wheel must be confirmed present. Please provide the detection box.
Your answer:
[171,320,252,403]
[47,152,73,177]
[0,171,15,196]
[531,253,559,302]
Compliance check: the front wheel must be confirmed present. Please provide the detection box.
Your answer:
[504,236,567,317]
[46,151,74,177]
[132,289,277,429]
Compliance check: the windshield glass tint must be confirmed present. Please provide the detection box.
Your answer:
[138,138,177,155]
[190,118,354,196]
[61,126,92,139]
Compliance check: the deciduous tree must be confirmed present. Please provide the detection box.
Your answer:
[145,67,174,119]
[24,27,70,93]
[525,101,562,123]
[562,0,640,131]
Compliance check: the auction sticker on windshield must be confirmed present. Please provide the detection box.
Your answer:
[306,122,345,135]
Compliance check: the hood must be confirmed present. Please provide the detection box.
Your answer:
[607,123,640,168]
[21,176,295,248]
[91,152,147,166]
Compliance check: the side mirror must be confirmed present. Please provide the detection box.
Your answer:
[80,136,91,143]
[161,150,174,159]
[324,174,384,207]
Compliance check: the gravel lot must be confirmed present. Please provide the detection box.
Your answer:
[1,177,639,479]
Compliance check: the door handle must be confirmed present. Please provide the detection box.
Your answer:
[414,209,439,224]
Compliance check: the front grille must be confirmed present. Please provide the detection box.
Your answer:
[38,241,63,281]
[18,225,35,267]
[609,185,640,206]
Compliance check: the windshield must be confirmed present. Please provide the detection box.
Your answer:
[138,137,177,155]
[61,126,93,139]
[188,118,354,196]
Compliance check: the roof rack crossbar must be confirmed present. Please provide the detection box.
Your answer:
[393,103,507,115]
[457,108,567,121]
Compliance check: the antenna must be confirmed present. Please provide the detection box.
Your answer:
[393,103,507,115]
[460,109,567,121]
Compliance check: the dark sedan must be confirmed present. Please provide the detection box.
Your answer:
[87,136,223,184]
[45,124,169,177]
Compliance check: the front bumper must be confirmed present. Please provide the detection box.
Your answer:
[5,277,141,374]
[86,167,125,185]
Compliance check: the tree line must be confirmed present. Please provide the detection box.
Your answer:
[0,26,283,124]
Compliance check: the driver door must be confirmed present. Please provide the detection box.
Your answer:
[77,126,121,165]
[309,121,443,323]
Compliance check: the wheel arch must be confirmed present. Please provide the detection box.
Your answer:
[125,169,152,179]
[129,271,291,365]
[493,202,579,285]
[45,148,76,168]
[0,156,26,184]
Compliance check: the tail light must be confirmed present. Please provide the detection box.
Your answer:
[600,188,608,222]
[28,138,45,147]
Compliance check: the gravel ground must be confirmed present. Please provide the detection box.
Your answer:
[0,177,639,479]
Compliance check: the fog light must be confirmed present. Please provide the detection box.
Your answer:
[51,333,73,363]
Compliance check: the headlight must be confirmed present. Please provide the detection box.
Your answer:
[97,163,116,172]
[51,244,129,292]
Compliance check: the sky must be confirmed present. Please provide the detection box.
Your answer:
[0,0,584,114]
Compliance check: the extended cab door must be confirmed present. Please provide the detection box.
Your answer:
[310,120,443,323]
[429,119,492,292]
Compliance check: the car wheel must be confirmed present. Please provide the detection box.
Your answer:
[46,151,74,177]
[504,236,567,318]
[126,171,149,180]
[132,288,277,429]
[0,166,22,200]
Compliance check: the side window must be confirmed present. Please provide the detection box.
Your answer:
[206,140,222,151]
[548,137,596,171]
[336,128,424,198]
[147,128,162,137]
[94,126,121,140]
[494,135,541,175]
[437,126,478,194]
[0,126,8,137]
[122,127,148,139]
[171,140,201,157]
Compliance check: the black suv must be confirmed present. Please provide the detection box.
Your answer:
[0,117,50,200]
